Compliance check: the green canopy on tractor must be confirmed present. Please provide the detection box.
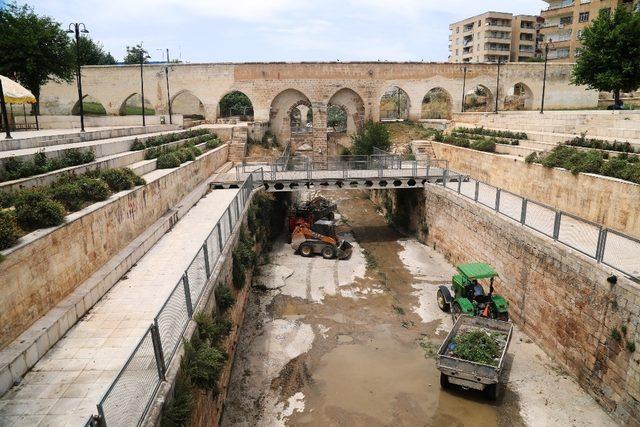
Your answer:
[457,263,498,280]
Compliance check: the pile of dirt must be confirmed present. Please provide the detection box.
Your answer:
[383,122,439,154]
[270,354,313,396]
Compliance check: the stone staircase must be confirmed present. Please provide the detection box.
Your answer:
[228,126,248,162]
[411,140,436,161]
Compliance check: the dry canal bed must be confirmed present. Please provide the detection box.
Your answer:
[222,190,614,427]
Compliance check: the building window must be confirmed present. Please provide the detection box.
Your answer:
[560,16,573,25]
[579,12,590,22]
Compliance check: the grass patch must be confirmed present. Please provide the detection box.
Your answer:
[121,106,155,115]
[81,101,106,115]
[393,305,405,315]
[531,145,640,183]
[363,249,377,269]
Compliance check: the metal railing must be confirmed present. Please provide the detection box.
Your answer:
[96,170,262,427]
[442,172,640,281]
[235,153,449,183]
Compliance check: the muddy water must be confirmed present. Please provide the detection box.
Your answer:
[222,190,524,426]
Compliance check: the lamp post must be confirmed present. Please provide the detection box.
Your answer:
[67,23,89,132]
[0,78,12,139]
[139,44,150,126]
[461,65,467,113]
[156,48,173,124]
[494,57,502,114]
[540,39,555,114]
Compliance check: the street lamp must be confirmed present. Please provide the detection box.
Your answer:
[156,49,173,124]
[461,65,467,113]
[138,44,151,126]
[494,57,502,114]
[540,39,555,114]
[67,23,89,132]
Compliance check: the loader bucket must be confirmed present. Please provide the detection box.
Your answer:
[336,240,353,259]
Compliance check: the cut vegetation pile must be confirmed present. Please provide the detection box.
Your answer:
[449,329,505,367]
[0,168,145,251]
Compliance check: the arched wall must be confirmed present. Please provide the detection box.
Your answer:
[327,88,365,134]
[421,87,453,120]
[38,62,598,125]
[172,90,207,118]
[269,89,312,143]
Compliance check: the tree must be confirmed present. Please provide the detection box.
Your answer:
[0,2,73,110]
[123,44,149,65]
[70,37,117,66]
[219,91,253,117]
[571,6,640,106]
[350,121,391,155]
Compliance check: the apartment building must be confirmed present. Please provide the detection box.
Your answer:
[448,12,540,63]
[540,0,640,61]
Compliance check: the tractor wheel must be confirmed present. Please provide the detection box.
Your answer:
[300,244,314,257]
[497,311,509,322]
[437,289,450,312]
[451,302,462,321]
[440,373,450,389]
[321,245,335,259]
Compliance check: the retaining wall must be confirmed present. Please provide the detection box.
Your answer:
[373,186,640,425]
[16,114,184,129]
[0,144,229,349]
[431,142,640,239]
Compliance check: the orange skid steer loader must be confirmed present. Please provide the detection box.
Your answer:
[291,220,353,260]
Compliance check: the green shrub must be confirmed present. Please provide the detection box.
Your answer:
[569,150,604,175]
[157,153,182,169]
[99,169,140,191]
[0,191,16,209]
[525,152,538,164]
[63,149,95,166]
[470,139,496,152]
[0,210,21,250]
[456,127,527,140]
[161,369,194,427]
[49,182,84,211]
[205,138,220,150]
[627,341,636,353]
[215,285,236,312]
[121,168,146,186]
[351,121,391,155]
[611,328,622,342]
[195,312,233,346]
[232,251,246,289]
[77,177,110,202]
[183,339,227,392]
[130,139,146,151]
[15,191,65,230]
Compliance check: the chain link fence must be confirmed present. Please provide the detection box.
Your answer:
[96,171,260,426]
[442,169,639,281]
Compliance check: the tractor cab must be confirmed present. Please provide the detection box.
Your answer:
[437,262,509,321]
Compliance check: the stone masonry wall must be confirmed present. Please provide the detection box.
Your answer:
[0,145,229,349]
[376,185,640,424]
[432,142,640,239]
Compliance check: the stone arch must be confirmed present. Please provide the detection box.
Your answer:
[218,90,254,121]
[71,95,106,116]
[171,90,207,119]
[119,93,155,116]
[269,88,313,143]
[463,84,494,113]
[380,86,410,121]
[327,88,365,134]
[504,82,534,111]
[421,88,453,120]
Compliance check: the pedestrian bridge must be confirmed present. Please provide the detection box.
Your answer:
[212,154,451,192]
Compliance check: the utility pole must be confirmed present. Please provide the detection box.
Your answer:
[165,48,172,124]
[540,39,554,114]
[140,45,146,126]
[461,66,467,113]
[495,57,502,114]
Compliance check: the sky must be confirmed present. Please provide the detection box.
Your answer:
[30,0,547,63]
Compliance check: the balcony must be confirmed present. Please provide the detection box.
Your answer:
[546,0,574,11]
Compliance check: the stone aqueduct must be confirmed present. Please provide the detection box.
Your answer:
[40,62,597,154]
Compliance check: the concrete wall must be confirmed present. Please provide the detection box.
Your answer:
[432,142,640,239]
[374,186,640,425]
[0,145,229,349]
[19,114,184,129]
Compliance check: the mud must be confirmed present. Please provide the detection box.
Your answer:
[221,190,614,427]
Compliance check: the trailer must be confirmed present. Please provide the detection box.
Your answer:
[436,315,513,400]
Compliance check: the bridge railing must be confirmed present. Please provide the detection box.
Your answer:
[441,171,640,281]
[95,171,259,427]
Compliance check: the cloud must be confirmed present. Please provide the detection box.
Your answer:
[33,0,548,62]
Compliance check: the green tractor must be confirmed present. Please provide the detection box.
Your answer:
[437,263,509,321]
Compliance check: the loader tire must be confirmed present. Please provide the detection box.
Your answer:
[300,244,314,257]
[321,245,335,259]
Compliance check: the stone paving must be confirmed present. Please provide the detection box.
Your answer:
[0,127,131,141]
[0,188,239,427]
